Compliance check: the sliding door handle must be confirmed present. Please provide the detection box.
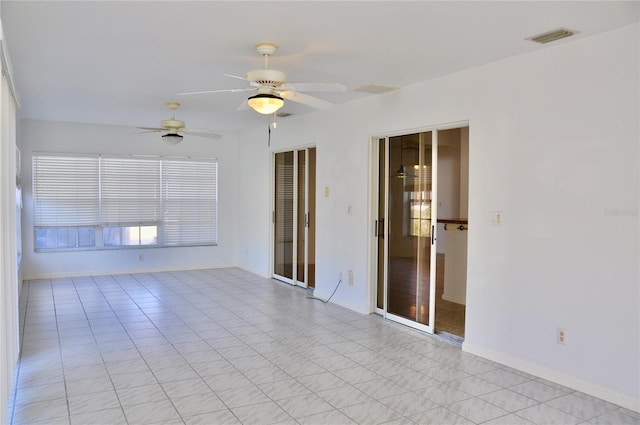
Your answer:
[376,219,384,239]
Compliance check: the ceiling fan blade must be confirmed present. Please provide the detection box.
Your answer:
[279,91,333,109]
[279,83,346,92]
[177,88,252,96]
[224,73,248,81]
[137,127,164,132]
[226,74,263,88]
[236,99,249,111]
[183,129,222,139]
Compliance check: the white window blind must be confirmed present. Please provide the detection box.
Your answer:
[32,154,99,227]
[162,159,217,246]
[32,153,217,249]
[101,157,160,225]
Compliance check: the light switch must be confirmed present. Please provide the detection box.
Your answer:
[492,211,503,226]
[324,186,330,197]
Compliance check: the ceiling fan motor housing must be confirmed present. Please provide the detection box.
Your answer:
[161,119,185,130]
[245,69,287,87]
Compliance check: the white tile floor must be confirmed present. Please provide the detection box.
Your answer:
[7,268,640,425]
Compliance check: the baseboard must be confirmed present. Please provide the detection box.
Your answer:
[462,341,640,413]
[310,289,369,314]
[441,293,466,305]
[236,263,270,279]
[21,263,239,281]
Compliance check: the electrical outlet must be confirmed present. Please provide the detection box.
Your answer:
[557,328,566,345]
[348,270,354,285]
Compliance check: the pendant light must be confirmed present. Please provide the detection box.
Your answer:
[395,136,407,178]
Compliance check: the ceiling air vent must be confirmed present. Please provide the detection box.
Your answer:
[528,28,576,44]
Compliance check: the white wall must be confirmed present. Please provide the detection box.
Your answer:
[237,24,640,410]
[436,128,462,254]
[20,119,240,279]
[0,17,20,425]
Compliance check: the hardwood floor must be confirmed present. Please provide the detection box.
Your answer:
[387,254,465,337]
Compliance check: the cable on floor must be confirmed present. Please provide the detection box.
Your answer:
[307,279,342,304]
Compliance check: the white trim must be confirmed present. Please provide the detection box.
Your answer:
[271,147,316,289]
[428,130,438,331]
[369,121,470,332]
[367,137,378,313]
[292,150,300,286]
[369,120,470,140]
[382,137,389,315]
[386,312,432,334]
[463,341,640,412]
[273,274,294,286]
[21,263,240,281]
[0,21,20,107]
[0,66,19,425]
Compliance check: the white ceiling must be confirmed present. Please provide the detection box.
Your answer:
[2,1,638,133]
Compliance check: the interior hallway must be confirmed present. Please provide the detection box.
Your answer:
[8,268,637,425]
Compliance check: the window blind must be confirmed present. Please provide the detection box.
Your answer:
[33,154,99,227]
[162,159,217,246]
[100,156,160,225]
[32,153,217,248]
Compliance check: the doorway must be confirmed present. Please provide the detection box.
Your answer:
[273,147,316,288]
[373,125,468,338]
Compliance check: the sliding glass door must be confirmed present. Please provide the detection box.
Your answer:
[273,147,316,288]
[376,132,437,333]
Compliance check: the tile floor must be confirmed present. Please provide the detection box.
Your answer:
[7,268,640,425]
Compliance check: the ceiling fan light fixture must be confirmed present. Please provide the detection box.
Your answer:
[248,93,284,115]
[162,133,183,145]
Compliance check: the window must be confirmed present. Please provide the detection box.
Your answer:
[33,154,99,249]
[103,226,157,247]
[32,153,217,251]
[162,159,217,246]
[408,164,432,238]
[409,191,431,237]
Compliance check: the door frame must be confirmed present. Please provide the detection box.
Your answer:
[271,144,316,288]
[368,121,469,333]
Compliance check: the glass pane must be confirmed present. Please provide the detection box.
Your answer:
[140,226,158,245]
[307,148,316,288]
[122,226,140,246]
[416,132,433,325]
[103,227,122,247]
[387,132,432,326]
[57,228,77,248]
[274,151,294,279]
[377,138,386,309]
[36,229,57,249]
[78,228,96,247]
[296,150,306,284]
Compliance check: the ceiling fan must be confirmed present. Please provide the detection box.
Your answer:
[138,102,222,144]
[177,43,346,115]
